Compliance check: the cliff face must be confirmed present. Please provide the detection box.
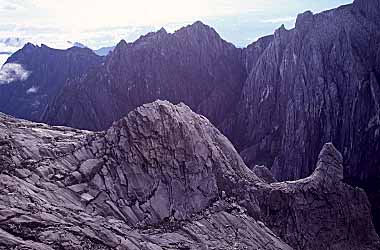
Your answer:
[0,44,104,122]
[226,0,380,186]
[220,0,380,232]
[0,101,378,250]
[43,22,246,131]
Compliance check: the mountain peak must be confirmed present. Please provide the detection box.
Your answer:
[114,39,128,50]
[192,20,207,26]
[187,20,214,32]
[22,42,37,50]
[295,10,314,30]
[175,20,221,42]
[157,27,167,34]
[313,143,344,182]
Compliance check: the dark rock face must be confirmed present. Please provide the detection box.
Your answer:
[43,22,246,131]
[0,101,379,250]
[0,44,104,122]
[225,0,380,220]
[234,0,380,182]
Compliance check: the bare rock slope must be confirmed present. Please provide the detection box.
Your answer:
[0,100,378,250]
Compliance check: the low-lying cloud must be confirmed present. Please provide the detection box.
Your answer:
[26,86,38,94]
[0,63,31,84]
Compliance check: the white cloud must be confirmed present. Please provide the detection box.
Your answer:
[28,0,269,29]
[0,37,26,55]
[26,86,38,94]
[0,63,31,84]
[0,54,9,66]
[0,0,354,49]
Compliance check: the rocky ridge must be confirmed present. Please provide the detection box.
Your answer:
[43,22,246,130]
[0,101,378,250]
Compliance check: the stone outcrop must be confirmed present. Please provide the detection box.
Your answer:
[256,143,379,250]
[0,101,378,250]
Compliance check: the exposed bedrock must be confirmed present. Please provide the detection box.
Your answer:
[0,101,378,249]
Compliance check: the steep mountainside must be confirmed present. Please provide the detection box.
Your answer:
[43,22,246,130]
[218,0,380,232]
[0,44,104,122]
[0,101,378,250]
[229,0,380,182]
[221,0,380,227]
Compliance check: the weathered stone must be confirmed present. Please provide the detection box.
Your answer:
[79,159,103,179]
[252,165,277,184]
[0,101,379,250]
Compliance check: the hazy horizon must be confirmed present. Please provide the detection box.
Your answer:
[0,0,353,65]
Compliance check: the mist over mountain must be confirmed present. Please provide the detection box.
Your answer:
[0,43,104,122]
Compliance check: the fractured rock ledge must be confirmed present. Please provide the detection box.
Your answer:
[0,101,378,250]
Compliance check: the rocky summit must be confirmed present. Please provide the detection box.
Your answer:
[0,100,379,250]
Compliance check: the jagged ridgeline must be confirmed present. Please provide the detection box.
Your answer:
[0,0,379,248]
[0,101,379,249]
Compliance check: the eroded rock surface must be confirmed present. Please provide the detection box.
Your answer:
[0,101,378,250]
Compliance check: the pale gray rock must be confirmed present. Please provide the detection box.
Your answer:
[251,165,277,184]
[0,101,379,250]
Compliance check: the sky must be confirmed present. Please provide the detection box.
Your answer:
[0,0,353,65]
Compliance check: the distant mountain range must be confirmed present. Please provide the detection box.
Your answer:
[0,38,114,64]
[0,43,104,121]
[1,0,380,234]
[93,46,114,56]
